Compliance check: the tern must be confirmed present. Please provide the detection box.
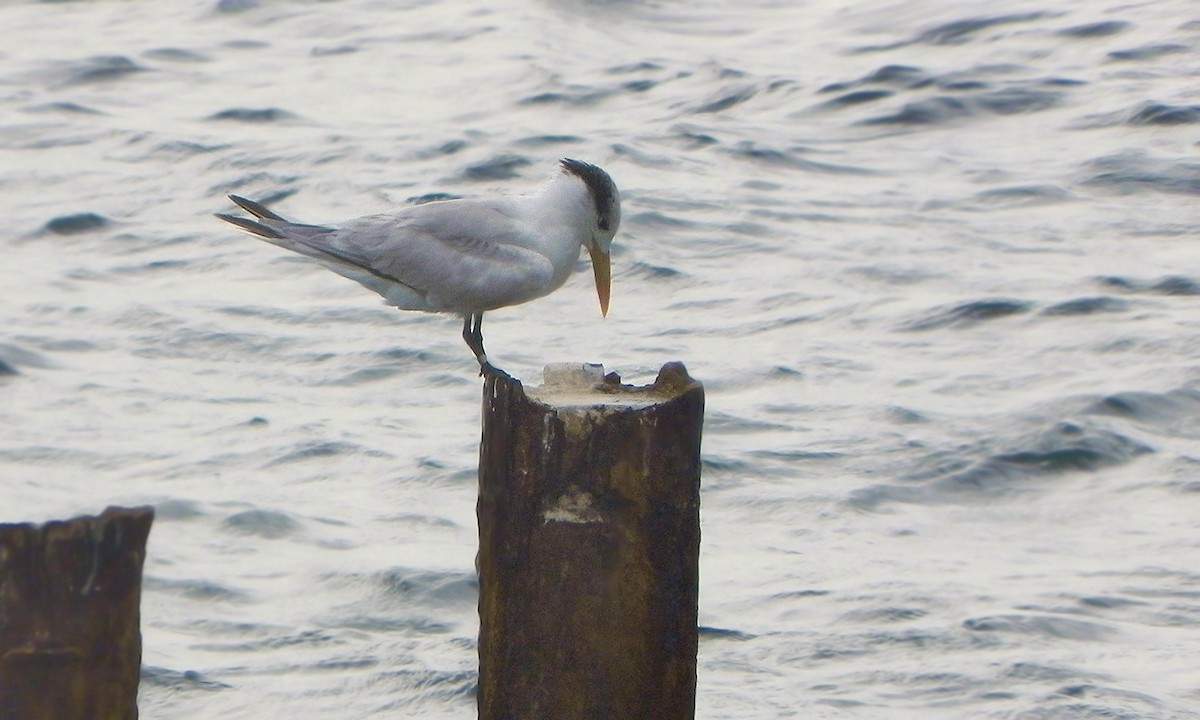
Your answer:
[216,158,620,371]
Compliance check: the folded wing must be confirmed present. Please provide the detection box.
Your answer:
[219,198,556,314]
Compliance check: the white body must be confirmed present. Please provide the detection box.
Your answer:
[236,169,603,315]
[217,158,620,366]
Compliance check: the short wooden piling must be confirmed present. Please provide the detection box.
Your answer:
[477,362,704,720]
[0,505,154,720]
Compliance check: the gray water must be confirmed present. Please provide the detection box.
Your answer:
[3,0,1200,717]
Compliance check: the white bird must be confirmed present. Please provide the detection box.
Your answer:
[216,158,620,371]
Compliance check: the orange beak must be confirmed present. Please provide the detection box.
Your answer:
[588,244,611,317]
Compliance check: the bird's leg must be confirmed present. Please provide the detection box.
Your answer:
[462,313,492,375]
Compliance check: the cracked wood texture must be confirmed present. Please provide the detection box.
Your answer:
[478,362,704,720]
[0,506,154,720]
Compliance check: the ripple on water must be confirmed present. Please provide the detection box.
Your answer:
[205,629,342,653]
[153,498,207,521]
[909,13,1051,46]
[138,140,231,160]
[368,667,477,703]
[221,508,303,539]
[22,101,103,115]
[459,154,531,181]
[519,85,615,108]
[691,84,758,114]
[0,342,55,370]
[265,440,391,467]
[1055,21,1133,39]
[1039,296,1130,316]
[1107,43,1191,62]
[207,107,300,123]
[669,123,720,148]
[141,666,231,691]
[815,88,894,110]
[937,422,1150,487]
[144,575,250,603]
[1125,102,1200,127]
[56,55,149,86]
[817,62,1077,129]
[903,298,1033,331]
[42,212,111,235]
[819,64,928,93]
[373,567,478,608]
[722,140,874,174]
[514,133,585,147]
[1079,151,1200,196]
[856,86,1064,126]
[1087,388,1200,438]
[698,625,756,641]
[964,614,1116,640]
[142,47,211,63]
[839,606,929,624]
[854,12,1051,52]
[317,364,407,386]
[311,45,358,57]
[1099,274,1200,296]
[1002,660,1110,682]
[932,184,1070,211]
[849,417,1152,510]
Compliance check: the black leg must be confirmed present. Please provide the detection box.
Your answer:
[462,313,491,374]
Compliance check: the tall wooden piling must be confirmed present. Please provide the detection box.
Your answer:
[0,505,154,720]
[477,361,704,720]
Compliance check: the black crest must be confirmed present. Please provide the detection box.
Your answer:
[560,158,619,232]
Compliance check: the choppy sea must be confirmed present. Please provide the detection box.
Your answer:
[3,0,1200,717]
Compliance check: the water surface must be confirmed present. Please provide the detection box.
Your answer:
[3,0,1200,717]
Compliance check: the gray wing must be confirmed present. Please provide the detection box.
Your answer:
[221,198,557,314]
[330,201,559,312]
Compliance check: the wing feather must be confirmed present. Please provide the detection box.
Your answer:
[270,200,558,313]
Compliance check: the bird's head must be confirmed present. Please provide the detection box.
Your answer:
[560,158,620,317]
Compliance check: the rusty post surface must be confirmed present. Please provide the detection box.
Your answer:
[0,505,154,720]
[477,362,704,720]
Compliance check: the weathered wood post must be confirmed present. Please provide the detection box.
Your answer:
[0,505,154,720]
[477,361,704,720]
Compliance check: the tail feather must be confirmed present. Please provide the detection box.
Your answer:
[214,212,284,239]
[228,194,287,222]
[216,193,423,309]
[217,194,334,242]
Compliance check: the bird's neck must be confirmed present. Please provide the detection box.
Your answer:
[505,174,592,287]
[526,174,594,245]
